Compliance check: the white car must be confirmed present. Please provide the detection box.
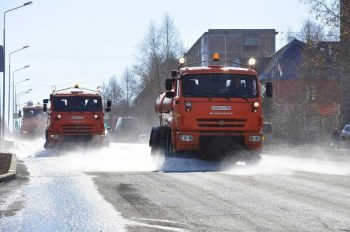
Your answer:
[112,117,142,142]
[340,124,350,146]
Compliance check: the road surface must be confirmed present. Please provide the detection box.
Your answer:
[1,140,350,231]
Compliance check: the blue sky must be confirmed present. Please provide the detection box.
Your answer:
[1,0,312,105]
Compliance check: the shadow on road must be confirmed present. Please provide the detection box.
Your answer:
[33,149,60,158]
[159,157,222,173]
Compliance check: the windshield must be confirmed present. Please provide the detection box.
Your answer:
[263,123,273,133]
[182,74,258,98]
[23,108,44,118]
[52,96,102,112]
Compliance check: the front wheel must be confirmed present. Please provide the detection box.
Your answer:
[245,151,261,166]
[150,127,170,157]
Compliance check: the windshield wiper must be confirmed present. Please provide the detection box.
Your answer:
[218,93,231,101]
[185,92,213,100]
[223,93,249,101]
[238,96,249,101]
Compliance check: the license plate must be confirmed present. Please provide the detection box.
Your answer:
[211,106,231,111]
[71,116,84,120]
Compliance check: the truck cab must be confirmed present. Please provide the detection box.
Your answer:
[20,102,47,137]
[43,85,111,149]
[150,55,272,162]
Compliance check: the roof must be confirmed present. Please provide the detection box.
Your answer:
[179,66,257,76]
[52,87,101,96]
[23,105,43,109]
[187,28,277,57]
[206,29,277,35]
[259,39,305,81]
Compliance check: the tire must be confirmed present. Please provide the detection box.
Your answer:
[150,127,162,156]
[165,131,173,157]
[44,140,53,149]
[150,127,170,157]
[104,140,110,148]
[245,151,261,166]
[44,129,49,149]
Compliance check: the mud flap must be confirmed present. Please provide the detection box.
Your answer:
[149,127,170,156]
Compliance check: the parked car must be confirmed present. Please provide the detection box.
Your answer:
[263,122,273,144]
[112,117,142,142]
[340,124,350,147]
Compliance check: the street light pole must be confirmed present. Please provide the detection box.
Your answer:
[14,78,29,131]
[8,65,29,131]
[9,45,29,131]
[1,1,33,140]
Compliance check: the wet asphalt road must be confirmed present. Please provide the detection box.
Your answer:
[1,141,350,232]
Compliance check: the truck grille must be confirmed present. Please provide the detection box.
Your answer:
[62,124,93,134]
[200,135,245,158]
[197,118,246,128]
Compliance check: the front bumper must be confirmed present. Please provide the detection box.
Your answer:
[175,131,263,153]
[47,133,108,146]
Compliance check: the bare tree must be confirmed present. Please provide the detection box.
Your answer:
[135,15,183,89]
[302,0,341,29]
[102,76,122,106]
[303,0,350,125]
[135,22,162,87]
[271,19,339,143]
[159,14,182,60]
[120,67,139,113]
[101,76,123,127]
[301,19,325,43]
[132,14,183,126]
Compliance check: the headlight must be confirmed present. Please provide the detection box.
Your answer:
[253,102,259,108]
[249,136,261,142]
[57,114,62,119]
[94,114,98,119]
[50,134,60,139]
[180,134,193,142]
[185,102,192,112]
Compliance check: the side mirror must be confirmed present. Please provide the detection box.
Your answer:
[165,79,173,91]
[43,99,49,104]
[265,82,272,97]
[43,103,47,112]
[165,91,175,99]
[106,100,112,108]
[105,107,111,113]
[171,70,177,77]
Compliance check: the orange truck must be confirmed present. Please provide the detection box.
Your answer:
[149,54,272,163]
[43,85,111,149]
[20,102,47,137]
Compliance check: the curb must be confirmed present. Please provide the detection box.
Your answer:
[0,153,17,182]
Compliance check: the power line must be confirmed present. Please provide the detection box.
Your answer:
[14,53,134,60]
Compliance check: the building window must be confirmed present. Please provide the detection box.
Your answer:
[244,36,258,46]
[306,85,316,101]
